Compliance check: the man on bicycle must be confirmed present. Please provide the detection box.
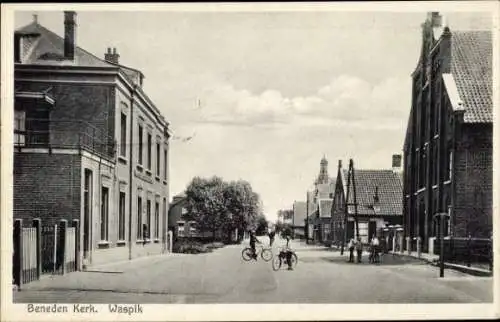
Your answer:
[249,230,261,260]
[283,235,294,270]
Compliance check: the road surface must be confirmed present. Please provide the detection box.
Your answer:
[13,237,492,303]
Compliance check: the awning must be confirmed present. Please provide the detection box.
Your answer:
[15,91,55,106]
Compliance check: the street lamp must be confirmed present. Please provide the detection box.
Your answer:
[433,212,450,278]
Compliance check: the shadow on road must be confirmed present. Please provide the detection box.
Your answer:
[300,254,427,266]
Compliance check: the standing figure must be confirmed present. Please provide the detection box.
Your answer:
[348,238,355,263]
[356,237,363,263]
[268,229,276,247]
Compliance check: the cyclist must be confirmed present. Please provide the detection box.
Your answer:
[249,230,261,260]
[282,235,294,270]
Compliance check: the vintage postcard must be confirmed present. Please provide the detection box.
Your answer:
[1,1,499,321]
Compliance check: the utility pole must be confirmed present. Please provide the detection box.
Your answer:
[341,163,352,256]
[350,159,360,240]
[433,212,450,278]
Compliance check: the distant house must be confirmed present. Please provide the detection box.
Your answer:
[305,156,335,244]
[292,201,307,239]
[168,193,235,241]
[331,157,403,245]
[403,12,493,252]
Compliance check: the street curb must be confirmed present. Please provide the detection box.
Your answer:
[389,251,492,277]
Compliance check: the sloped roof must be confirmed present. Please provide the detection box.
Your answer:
[344,170,403,217]
[318,199,333,218]
[15,20,145,85]
[16,21,113,68]
[450,30,492,123]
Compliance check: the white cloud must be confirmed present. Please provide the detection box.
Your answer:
[193,74,410,131]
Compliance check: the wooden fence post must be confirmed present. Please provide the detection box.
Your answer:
[32,218,42,279]
[72,219,80,271]
[59,219,67,275]
[13,219,23,288]
[466,235,471,268]
[489,235,493,272]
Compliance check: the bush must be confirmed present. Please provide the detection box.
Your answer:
[205,242,225,250]
[172,240,212,254]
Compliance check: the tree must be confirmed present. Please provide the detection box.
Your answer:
[224,180,262,239]
[184,176,228,239]
[184,177,263,243]
[255,214,269,236]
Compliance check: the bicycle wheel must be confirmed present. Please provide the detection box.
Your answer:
[242,248,253,261]
[272,255,282,271]
[261,248,273,262]
[290,252,298,268]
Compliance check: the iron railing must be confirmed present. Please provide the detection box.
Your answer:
[14,119,115,159]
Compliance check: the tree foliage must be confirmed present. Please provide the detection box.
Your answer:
[183,176,264,240]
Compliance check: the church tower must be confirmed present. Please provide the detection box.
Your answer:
[316,155,329,185]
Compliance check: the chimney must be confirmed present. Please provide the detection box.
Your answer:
[427,12,442,27]
[392,154,402,172]
[64,11,77,60]
[104,47,120,64]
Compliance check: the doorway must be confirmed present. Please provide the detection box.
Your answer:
[83,169,92,259]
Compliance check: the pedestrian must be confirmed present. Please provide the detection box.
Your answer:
[348,238,355,263]
[369,234,380,263]
[356,237,363,263]
[268,229,276,247]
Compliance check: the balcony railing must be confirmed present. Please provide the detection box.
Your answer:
[14,119,115,159]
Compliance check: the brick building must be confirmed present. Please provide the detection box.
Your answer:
[331,157,403,245]
[13,12,170,267]
[403,12,493,252]
[305,156,335,244]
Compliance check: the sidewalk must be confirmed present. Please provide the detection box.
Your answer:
[389,250,492,277]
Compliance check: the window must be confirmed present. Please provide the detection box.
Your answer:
[118,192,126,240]
[358,222,369,244]
[138,124,143,165]
[137,196,142,239]
[163,148,168,180]
[156,142,161,177]
[155,201,159,239]
[178,221,185,237]
[120,112,127,157]
[14,110,26,146]
[100,187,109,241]
[146,199,151,240]
[147,133,152,170]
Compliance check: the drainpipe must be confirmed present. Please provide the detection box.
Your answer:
[128,85,137,260]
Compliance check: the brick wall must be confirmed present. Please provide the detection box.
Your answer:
[14,152,81,227]
[454,123,493,238]
[15,81,115,158]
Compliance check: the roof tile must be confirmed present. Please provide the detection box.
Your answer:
[450,30,492,123]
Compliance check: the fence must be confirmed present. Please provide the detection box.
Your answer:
[433,236,493,271]
[13,218,80,289]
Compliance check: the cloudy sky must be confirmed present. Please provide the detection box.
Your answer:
[14,6,492,221]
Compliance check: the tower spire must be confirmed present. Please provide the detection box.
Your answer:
[317,155,329,184]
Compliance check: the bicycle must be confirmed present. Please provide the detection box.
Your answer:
[242,244,273,262]
[272,246,298,271]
